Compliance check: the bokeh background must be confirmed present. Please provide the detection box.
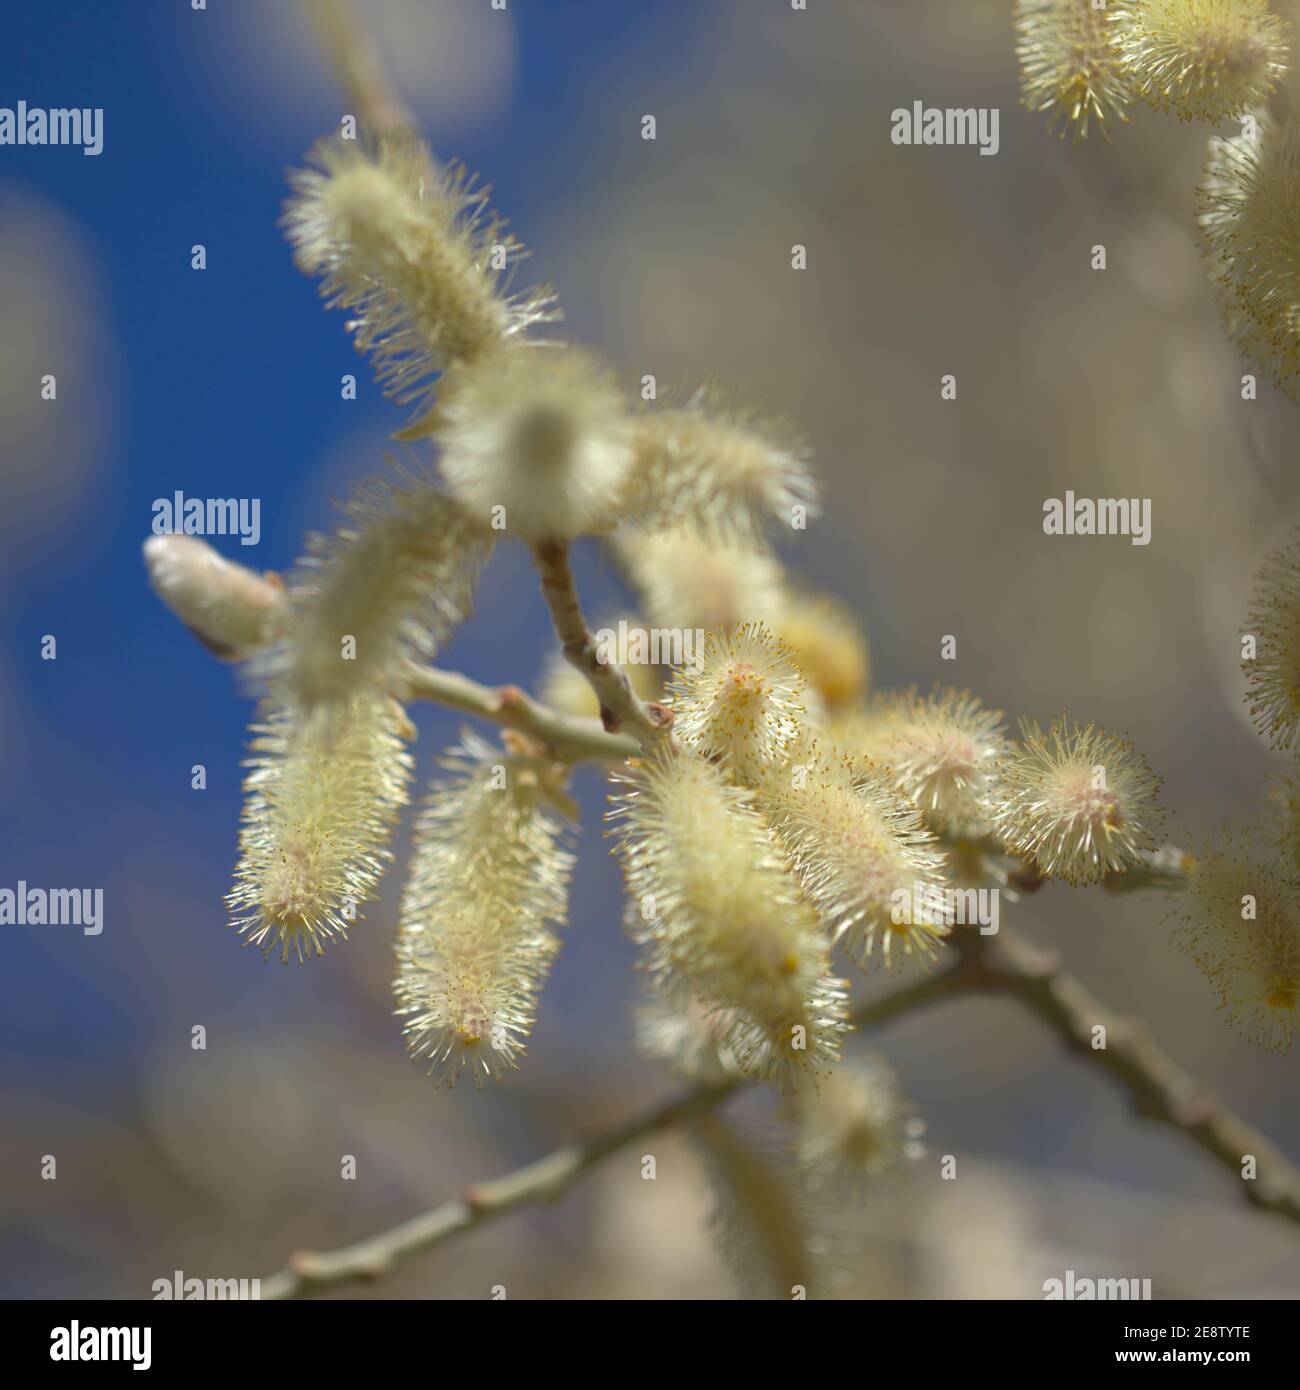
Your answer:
[3,0,1300,1299]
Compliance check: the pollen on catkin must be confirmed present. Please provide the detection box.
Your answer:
[436,346,635,541]
[1014,0,1133,142]
[614,525,787,632]
[1241,528,1300,749]
[668,624,808,786]
[789,1054,925,1195]
[1170,830,1299,1052]
[283,135,556,422]
[994,715,1163,884]
[625,394,819,546]
[227,690,413,963]
[143,534,286,661]
[1198,116,1300,400]
[830,688,1007,836]
[394,730,574,1087]
[1111,0,1288,124]
[609,748,849,1086]
[269,472,489,709]
[760,748,952,969]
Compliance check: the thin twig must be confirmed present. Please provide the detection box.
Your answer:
[257,966,965,1298]
[401,662,638,763]
[971,926,1300,1226]
[530,539,672,747]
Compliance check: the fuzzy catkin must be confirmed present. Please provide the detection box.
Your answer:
[1200,114,1300,401]
[760,749,952,969]
[227,690,413,963]
[270,474,489,709]
[283,135,556,422]
[1241,527,1300,747]
[626,396,819,546]
[1170,830,1299,1053]
[1111,0,1289,124]
[609,748,849,1086]
[829,687,1007,837]
[1014,0,1133,141]
[993,715,1163,884]
[436,346,635,541]
[667,623,809,787]
[394,731,574,1087]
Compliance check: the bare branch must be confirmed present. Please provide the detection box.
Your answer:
[530,539,672,747]
[973,927,1300,1225]
[401,662,638,763]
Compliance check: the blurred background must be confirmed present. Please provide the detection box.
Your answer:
[2,0,1299,1299]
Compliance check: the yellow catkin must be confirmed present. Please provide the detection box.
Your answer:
[1112,0,1289,124]
[667,623,809,787]
[760,748,952,969]
[626,395,819,546]
[394,732,574,1087]
[227,690,413,963]
[1199,117,1300,401]
[1015,0,1133,142]
[609,748,849,1086]
[994,715,1163,884]
[1170,831,1299,1053]
[436,347,634,541]
[272,473,489,709]
[283,135,556,423]
[829,688,1007,837]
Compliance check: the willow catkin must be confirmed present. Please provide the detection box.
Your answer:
[1199,116,1300,400]
[394,731,574,1087]
[283,135,557,422]
[759,748,952,969]
[609,747,849,1086]
[1111,0,1289,124]
[270,474,489,709]
[828,687,1008,837]
[667,623,810,787]
[436,346,635,541]
[1014,0,1133,142]
[625,393,819,546]
[1170,829,1299,1053]
[993,715,1163,884]
[227,690,413,963]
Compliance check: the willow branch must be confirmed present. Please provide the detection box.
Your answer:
[971,927,1300,1226]
[530,539,672,747]
[401,662,638,763]
[257,965,966,1299]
